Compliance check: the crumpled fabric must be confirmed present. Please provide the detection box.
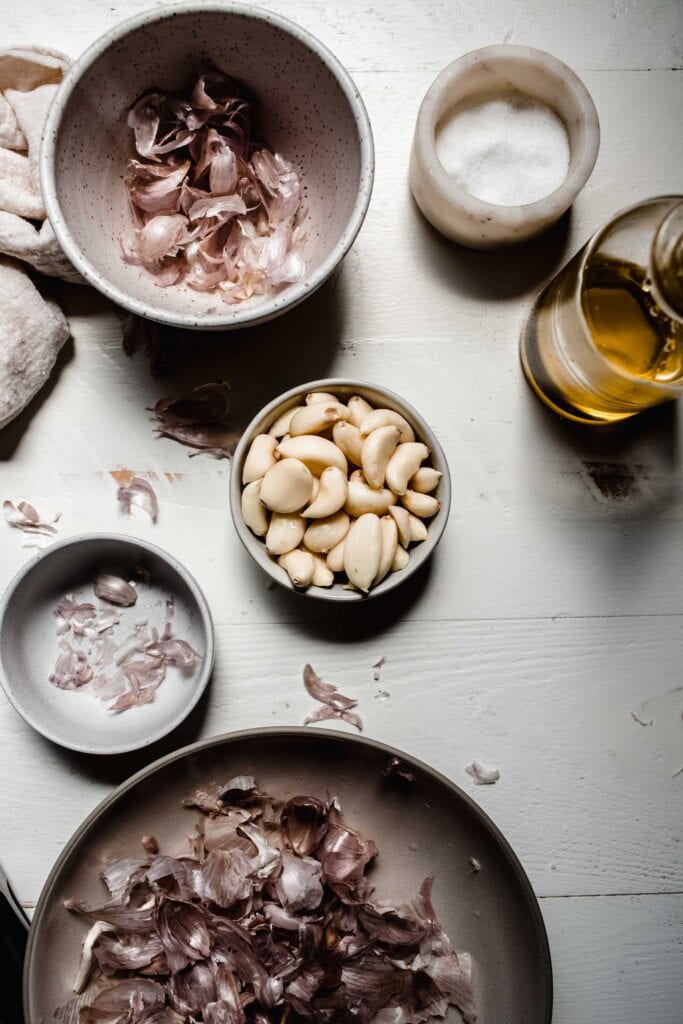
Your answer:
[0,46,80,430]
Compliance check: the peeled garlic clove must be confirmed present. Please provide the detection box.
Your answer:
[310,476,320,503]
[306,391,338,405]
[242,434,278,484]
[392,545,410,572]
[304,466,348,518]
[347,394,374,428]
[385,442,429,496]
[259,459,313,513]
[268,406,299,438]
[289,403,349,437]
[310,552,334,587]
[241,480,269,537]
[277,435,348,475]
[266,512,306,555]
[278,549,315,588]
[408,512,428,542]
[401,489,441,518]
[387,504,412,548]
[358,408,415,443]
[326,537,346,573]
[304,510,350,553]
[345,471,395,517]
[343,513,382,593]
[410,466,442,493]
[361,425,401,488]
[374,514,398,585]
[333,421,364,466]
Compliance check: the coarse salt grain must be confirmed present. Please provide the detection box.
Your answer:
[435,90,570,207]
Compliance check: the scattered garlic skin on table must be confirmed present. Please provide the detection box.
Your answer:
[239,392,442,592]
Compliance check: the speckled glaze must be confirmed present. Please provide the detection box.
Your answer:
[410,45,600,249]
[40,4,374,330]
[229,379,452,602]
[0,535,214,754]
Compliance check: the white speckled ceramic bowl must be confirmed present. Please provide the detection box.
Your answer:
[0,535,214,754]
[410,45,600,249]
[40,4,374,330]
[229,379,451,601]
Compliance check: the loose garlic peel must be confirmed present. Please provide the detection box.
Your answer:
[240,392,442,592]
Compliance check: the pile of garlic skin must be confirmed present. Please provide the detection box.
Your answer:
[240,391,442,593]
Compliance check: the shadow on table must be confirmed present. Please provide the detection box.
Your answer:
[409,196,574,300]
[0,335,75,462]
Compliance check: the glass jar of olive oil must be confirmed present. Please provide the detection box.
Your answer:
[520,196,683,424]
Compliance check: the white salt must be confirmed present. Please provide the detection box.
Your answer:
[435,90,570,207]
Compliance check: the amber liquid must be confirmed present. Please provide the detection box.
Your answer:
[521,255,683,424]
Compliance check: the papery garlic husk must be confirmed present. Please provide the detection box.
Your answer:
[374,515,399,585]
[343,513,382,593]
[387,505,412,548]
[259,459,313,513]
[242,434,278,485]
[385,442,430,496]
[345,471,395,517]
[346,395,374,428]
[332,420,364,466]
[241,480,269,537]
[277,435,348,475]
[401,489,441,518]
[303,510,350,554]
[289,403,349,437]
[93,574,138,607]
[266,512,306,555]
[278,548,315,587]
[361,425,401,489]
[358,408,415,443]
[410,466,442,493]
[303,466,348,519]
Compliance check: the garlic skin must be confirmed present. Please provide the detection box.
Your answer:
[358,408,415,443]
[268,407,298,438]
[278,549,315,587]
[401,489,441,518]
[242,434,278,485]
[410,467,442,493]
[374,515,399,585]
[289,403,349,437]
[346,395,374,428]
[345,472,395,517]
[241,480,269,537]
[304,510,350,553]
[343,513,382,593]
[385,442,430,496]
[387,505,412,548]
[260,459,313,513]
[304,466,348,519]
[277,435,348,475]
[332,421,364,466]
[361,425,401,489]
[266,512,306,555]
[326,537,346,573]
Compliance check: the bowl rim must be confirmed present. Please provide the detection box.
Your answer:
[0,532,215,754]
[229,377,452,601]
[411,43,600,230]
[39,2,375,331]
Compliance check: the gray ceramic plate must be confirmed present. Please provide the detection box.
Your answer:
[25,729,552,1023]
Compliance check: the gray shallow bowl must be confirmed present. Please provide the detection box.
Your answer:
[0,534,214,754]
[25,729,552,1023]
[229,378,451,600]
[40,3,374,330]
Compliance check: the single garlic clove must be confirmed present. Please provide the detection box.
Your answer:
[242,434,278,484]
[385,442,430,496]
[333,420,364,466]
[310,552,334,587]
[361,425,401,488]
[326,537,346,573]
[259,459,313,513]
[310,476,320,503]
[289,403,349,437]
[392,545,410,572]
[345,471,395,517]
[358,408,415,443]
[401,489,441,519]
[277,435,348,475]
[304,510,351,553]
[410,466,442,493]
[268,406,300,438]
[347,394,374,428]
[278,549,315,588]
[305,391,339,406]
[343,513,382,593]
[387,504,412,548]
[407,512,428,542]
[304,465,348,518]
[241,480,269,537]
[374,514,399,585]
[266,512,306,555]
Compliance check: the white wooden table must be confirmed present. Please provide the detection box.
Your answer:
[1,1,682,1020]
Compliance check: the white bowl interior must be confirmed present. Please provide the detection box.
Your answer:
[49,8,366,320]
[0,537,212,753]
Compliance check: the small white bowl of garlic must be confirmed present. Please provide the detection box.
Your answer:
[229,380,451,599]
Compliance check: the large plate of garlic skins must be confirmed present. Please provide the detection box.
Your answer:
[25,729,551,1024]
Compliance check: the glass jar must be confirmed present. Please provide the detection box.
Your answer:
[520,196,683,424]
